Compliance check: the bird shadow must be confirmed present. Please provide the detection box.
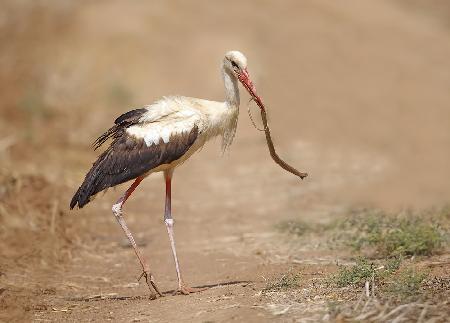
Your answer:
[66,280,252,302]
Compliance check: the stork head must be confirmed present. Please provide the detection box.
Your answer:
[224,50,264,110]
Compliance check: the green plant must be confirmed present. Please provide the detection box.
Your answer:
[263,270,301,292]
[381,219,443,256]
[384,256,402,274]
[387,268,428,298]
[331,208,445,257]
[333,257,377,288]
[333,256,403,288]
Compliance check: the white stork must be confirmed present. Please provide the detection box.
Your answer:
[70,51,263,297]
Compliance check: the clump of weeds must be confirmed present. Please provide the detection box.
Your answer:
[262,270,301,293]
[328,207,447,257]
[386,268,428,299]
[333,257,379,288]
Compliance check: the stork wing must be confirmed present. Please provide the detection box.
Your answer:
[70,100,202,209]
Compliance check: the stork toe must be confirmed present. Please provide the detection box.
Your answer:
[138,270,163,299]
[173,283,207,295]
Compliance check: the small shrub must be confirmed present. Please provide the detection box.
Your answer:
[384,256,402,274]
[263,271,301,292]
[331,208,446,257]
[381,218,443,256]
[387,269,428,298]
[277,207,447,258]
[334,257,377,287]
[333,257,402,288]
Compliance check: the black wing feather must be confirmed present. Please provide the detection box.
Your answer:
[92,108,147,150]
[70,110,199,209]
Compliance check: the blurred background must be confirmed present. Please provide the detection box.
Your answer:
[2,0,450,207]
[1,0,449,321]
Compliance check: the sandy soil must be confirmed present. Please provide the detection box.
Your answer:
[1,0,449,322]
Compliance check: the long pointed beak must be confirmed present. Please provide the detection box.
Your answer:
[238,68,265,111]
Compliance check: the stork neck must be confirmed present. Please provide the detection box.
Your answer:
[222,68,240,108]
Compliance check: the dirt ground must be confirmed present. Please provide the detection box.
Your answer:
[1,0,449,322]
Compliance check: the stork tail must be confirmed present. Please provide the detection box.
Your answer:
[70,153,109,209]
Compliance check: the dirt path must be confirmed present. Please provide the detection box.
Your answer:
[29,128,381,322]
[32,139,329,322]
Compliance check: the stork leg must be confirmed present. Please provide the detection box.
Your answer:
[112,176,162,299]
[163,169,205,295]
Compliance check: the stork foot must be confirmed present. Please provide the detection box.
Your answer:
[138,270,163,299]
[173,282,207,295]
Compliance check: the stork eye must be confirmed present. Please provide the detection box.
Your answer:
[231,61,239,70]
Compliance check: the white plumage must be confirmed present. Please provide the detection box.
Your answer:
[127,95,238,151]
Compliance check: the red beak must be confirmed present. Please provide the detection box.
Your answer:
[238,68,265,111]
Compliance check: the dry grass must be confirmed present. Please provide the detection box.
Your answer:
[262,270,301,293]
[278,207,449,258]
[387,268,428,298]
[0,171,64,321]
[333,257,379,288]
[333,208,448,257]
[326,297,449,322]
[332,257,429,300]
[270,207,450,321]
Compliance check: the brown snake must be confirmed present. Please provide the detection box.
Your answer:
[248,98,308,180]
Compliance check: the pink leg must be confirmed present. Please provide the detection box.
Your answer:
[112,176,162,298]
[164,169,205,295]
